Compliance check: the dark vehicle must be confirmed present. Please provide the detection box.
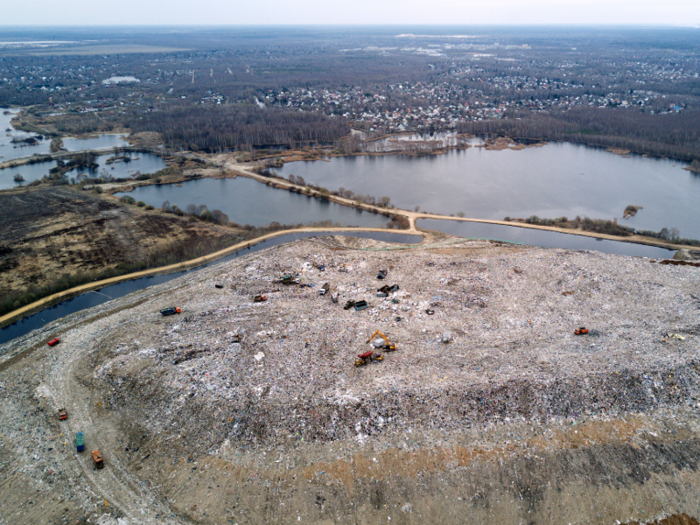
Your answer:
[76,432,85,453]
[160,307,181,316]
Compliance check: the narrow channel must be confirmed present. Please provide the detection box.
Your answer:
[419,218,677,258]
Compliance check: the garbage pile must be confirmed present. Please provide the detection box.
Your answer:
[82,235,700,454]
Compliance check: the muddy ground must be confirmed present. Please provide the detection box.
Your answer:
[0,186,239,297]
[1,236,700,525]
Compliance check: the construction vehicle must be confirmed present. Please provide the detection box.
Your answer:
[160,307,181,316]
[365,330,397,351]
[378,284,399,294]
[253,294,267,303]
[58,408,68,421]
[279,274,300,285]
[574,327,589,335]
[76,432,85,453]
[47,338,60,347]
[92,450,104,469]
[355,350,383,367]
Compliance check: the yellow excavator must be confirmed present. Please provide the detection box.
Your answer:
[365,330,397,351]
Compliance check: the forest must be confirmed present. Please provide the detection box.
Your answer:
[458,107,700,161]
[124,104,350,151]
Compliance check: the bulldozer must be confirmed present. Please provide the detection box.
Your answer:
[365,330,397,352]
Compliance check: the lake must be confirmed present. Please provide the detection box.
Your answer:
[276,142,700,239]
[0,152,166,190]
[419,219,676,259]
[117,177,391,228]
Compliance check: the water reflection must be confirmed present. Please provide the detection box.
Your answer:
[118,177,391,228]
[0,230,422,346]
[277,142,700,239]
[419,219,676,258]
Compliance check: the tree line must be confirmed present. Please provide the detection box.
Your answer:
[124,104,350,152]
[458,106,700,161]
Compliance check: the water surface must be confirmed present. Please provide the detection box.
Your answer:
[118,177,391,228]
[277,142,699,239]
[0,231,423,346]
[0,152,166,189]
[62,134,129,151]
[65,152,166,180]
[0,108,52,161]
[419,219,676,258]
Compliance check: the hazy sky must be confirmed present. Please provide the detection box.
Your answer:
[2,0,699,26]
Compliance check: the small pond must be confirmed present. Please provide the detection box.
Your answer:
[62,134,130,151]
[0,152,166,190]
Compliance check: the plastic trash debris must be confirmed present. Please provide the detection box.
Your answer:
[666,333,685,341]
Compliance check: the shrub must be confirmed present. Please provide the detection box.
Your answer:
[119,195,136,205]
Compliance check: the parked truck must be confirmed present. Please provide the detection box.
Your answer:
[76,432,85,453]
[92,449,104,469]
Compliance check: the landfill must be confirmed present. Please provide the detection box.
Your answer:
[1,235,700,524]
